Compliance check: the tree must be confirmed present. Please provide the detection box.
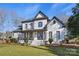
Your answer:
[67,4,79,38]
[0,9,7,31]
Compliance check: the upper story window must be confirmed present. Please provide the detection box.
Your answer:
[38,22,43,27]
[25,24,27,29]
[53,20,56,24]
[50,20,56,25]
[30,23,33,29]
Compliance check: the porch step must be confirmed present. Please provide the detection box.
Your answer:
[30,40,45,46]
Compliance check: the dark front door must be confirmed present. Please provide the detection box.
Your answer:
[29,32,33,40]
[37,32,43,40]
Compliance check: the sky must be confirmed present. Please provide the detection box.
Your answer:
[0,3,76,32]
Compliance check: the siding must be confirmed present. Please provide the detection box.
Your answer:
[34,19,47,29]
[22,22,33,30]
[22,19,48,30]
[46,19,66,42]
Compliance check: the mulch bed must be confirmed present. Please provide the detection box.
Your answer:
[52,43,79,48]
[0,39,6,44]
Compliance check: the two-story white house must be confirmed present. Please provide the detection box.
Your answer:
[13,11,67,46]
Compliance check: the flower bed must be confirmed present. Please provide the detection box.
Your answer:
[52,43,79,48]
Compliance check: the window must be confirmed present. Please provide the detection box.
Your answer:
[49,31,52,38]
[37,32,43,40]
[30,23,33,29]
[53,20,56,24]
[50,20,56,25]
[56,31,60,40]
[38,22,42,27]
[26,24,27,29]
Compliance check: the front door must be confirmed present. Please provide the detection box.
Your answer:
[29,32,33,40]
[37,32,43,40]
[25,32,33,40]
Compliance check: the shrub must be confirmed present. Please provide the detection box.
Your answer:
[64,35,70,44]
[23,37,28,43]
[48,38,53,44]
[5,39,10,43]
[10,38,17,43]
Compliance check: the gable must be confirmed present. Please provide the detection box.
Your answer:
[44,16,65,29]
[50,16,65,27]
[36,13,45,18]
[46,19,64,31]
[50,19,57,25]
[34,11,48,19]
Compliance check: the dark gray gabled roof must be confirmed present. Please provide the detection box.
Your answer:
[33,11,48,20]
[14,16,65,32]
[13,29,22,33]
[21,18,34,23]
[21,11,49,23]
[13,25,22,33]
[52,16,65,27]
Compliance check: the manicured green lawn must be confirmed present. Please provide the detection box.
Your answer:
[0,44,55,56]
[0,44,78,56]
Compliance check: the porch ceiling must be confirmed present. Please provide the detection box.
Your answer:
[13,30,23,33]
[21,29,47,32]
[13,29,47,33]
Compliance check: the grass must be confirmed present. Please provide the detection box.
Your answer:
[0,44,55,56]
[0,44,79,56]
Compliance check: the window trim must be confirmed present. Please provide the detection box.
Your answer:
[49,31,52,38]
[25,24,27,29]
[56,31,60,40]
[37,32,43,40]
[38,22,43,27]
[53,20,56,24]
[30,23,33,29]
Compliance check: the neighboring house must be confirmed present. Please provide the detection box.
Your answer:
[1,32,14,39]
[13,11,67,46]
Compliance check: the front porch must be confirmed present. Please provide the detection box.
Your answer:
[14,29,64,46]
[22,30,47,46]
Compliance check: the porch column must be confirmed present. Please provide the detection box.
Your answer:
[43,31,46,40]
[33,32,37,40]
[24,33,26,38]
[25,32,28,38]
[45,31,49,41]
[26,32,29,44]
[27,32,29,40]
